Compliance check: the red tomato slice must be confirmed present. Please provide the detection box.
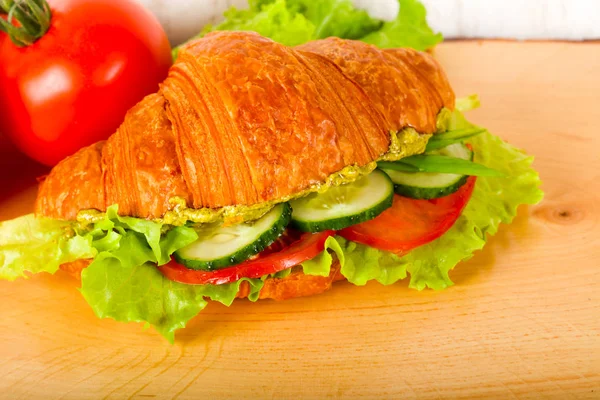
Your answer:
[339,176,476,254]
[159,230,335,285]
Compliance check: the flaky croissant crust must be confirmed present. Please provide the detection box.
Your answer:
[36,31,453,221]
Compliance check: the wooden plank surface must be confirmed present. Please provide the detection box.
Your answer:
[0,41,598,399]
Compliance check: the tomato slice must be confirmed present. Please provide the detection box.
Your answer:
[159,230,335,285]
[339,176,476,254]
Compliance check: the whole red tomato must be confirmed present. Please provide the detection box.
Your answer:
[0,0,172,166]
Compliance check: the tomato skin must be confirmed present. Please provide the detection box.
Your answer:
[339,176,476,254]
[159,230,335,285]
[0,0,172,166]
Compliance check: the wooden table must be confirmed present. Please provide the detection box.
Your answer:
[0,41,598,399]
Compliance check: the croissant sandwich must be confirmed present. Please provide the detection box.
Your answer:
[0,31,542,341]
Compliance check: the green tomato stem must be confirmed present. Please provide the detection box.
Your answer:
[0,0,51,47]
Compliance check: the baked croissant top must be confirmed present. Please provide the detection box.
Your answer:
[297,37,455,133]
[35,31,454,222]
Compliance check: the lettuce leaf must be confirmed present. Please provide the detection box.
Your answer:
[281,0,382,40]
[25,204,265,342]
[0,204,192,282]
[455,94,481,113]
[196,0,316,48]
[361,0,443,49]
[0,215,95,281]
[200,0,381,45]
[174,0,440,59]
[300,236,344,276]
[80,231,264,342]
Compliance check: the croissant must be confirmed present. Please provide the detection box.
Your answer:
[35,31,453,222]
[35,31,455,301]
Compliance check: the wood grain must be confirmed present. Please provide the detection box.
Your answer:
[0,41,598,399]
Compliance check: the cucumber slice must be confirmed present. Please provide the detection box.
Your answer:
[381,143,473,200]
[290,169,394,232]
[174,203,291,271]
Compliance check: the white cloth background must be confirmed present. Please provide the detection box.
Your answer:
[136,0,600,45]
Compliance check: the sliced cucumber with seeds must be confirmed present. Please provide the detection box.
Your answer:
[381,143,473,200]
[290,169,394,232]
[174,203,291,271]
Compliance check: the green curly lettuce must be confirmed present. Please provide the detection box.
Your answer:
[80,230,264,343]
[173,0,441,58]
[361,0,443,49]
[196,0,317,48]
[0,215,94,281]
[283,0,382,39]
[49,205,265,342]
